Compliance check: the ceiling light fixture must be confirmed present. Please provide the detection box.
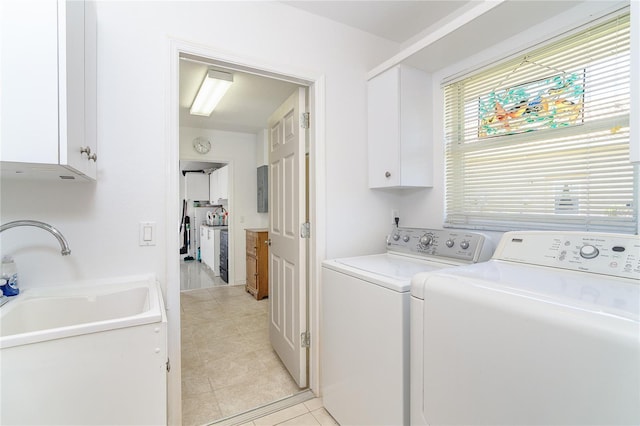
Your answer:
[190,69,234,116]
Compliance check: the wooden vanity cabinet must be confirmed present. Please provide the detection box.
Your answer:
[245,229,269,300]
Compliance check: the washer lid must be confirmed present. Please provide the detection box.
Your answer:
[326,253,459,292]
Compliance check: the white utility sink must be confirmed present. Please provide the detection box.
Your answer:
[0,274,167,425]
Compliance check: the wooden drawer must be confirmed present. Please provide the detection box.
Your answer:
[246,232,257,257]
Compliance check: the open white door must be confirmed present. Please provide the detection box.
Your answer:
[268,87,307,388]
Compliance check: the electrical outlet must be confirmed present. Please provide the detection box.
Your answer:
[391,209,399,225]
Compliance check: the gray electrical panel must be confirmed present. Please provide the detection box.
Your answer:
[257,165,268,212]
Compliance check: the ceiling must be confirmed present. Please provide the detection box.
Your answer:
[282,1,471,44]
[179,58,301,134]
[180,0,585,134]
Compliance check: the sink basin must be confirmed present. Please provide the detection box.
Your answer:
[0,274,167,425]
[0,274,163,349]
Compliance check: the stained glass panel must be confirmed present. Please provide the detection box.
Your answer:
[478,71,584,138]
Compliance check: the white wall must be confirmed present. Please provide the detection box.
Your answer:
[0,5,397,421]
[180,126,264,284]
[0,1,397,289]
[256,129,268,167]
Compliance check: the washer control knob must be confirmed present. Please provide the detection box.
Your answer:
[419,234,433,248]
[580,244,599,259]
[445,239,455,248]
[460,240,470,250]
[392,233,400,241]
[403,235,410,243]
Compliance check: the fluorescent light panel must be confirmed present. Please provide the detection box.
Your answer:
[190,69,233,116]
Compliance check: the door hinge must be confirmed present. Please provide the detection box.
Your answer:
[301,112,310,129]
[166,358,171,373]
[300,222,310,239]
[301,331,310,348]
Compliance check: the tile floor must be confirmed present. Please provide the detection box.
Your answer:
[237,398,338,426]
[180,260,311,425]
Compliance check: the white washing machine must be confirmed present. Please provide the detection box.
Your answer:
[321,227,494,426]
[411,231,640,426]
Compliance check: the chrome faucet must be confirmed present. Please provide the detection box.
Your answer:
[0,220,71,256]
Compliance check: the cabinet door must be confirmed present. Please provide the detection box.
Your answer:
[1,0,59,164]
[1,0,97,179]
[368,67,401,188]
[209,171,219,203]
[200,227,209,266]
[246,232,257,257]
[218,166,229,199]
[60,0,87,175]
[246,256,257,293]
[368,65,432,189]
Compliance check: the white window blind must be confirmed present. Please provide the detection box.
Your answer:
[444,12,638,234]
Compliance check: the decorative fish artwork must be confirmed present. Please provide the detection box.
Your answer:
[479,72,584,138]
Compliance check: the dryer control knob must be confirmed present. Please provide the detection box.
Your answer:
[403,235,410,243]
[580,244,599,259]
[445,239,455,248]
[460,240,470,250]
[392,233,400,241]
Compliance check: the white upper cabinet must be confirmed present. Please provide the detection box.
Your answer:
[209,165,229,203]
[1,0,97,181]
[367,65,432,188]
[217,166,229,200]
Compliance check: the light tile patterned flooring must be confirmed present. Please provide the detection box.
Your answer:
[238,397,337,426]
[181,261,334,425]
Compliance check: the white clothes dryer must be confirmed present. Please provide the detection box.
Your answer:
[321,227,494,426]
[411,231,640,425]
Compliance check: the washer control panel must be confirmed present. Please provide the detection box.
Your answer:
[387,227,492,263]
[495,231,640,280]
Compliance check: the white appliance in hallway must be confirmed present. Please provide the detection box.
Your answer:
[192,206,211,257]
[200,225,221,276]
[321,227,494,426]
[411,231,640,426]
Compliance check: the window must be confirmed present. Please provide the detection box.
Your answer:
[444,12,637,233]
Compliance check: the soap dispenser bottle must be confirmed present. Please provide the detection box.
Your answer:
[1,255,19,296]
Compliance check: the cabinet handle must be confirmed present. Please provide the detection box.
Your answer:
[80,146,97,162]
[385,171,391,178]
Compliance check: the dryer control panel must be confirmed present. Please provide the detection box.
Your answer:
[387,227,493,263]
[495,231,640,280]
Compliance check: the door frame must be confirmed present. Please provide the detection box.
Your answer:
[166,39,326,424]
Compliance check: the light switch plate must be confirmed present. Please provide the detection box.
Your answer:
[139,222,156,246]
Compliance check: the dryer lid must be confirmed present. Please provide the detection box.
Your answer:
[412,260,639,321]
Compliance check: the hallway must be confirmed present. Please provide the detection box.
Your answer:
[180,264,301,425]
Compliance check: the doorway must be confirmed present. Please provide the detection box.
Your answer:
[172,50,320,426]
[179,160,228,291]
